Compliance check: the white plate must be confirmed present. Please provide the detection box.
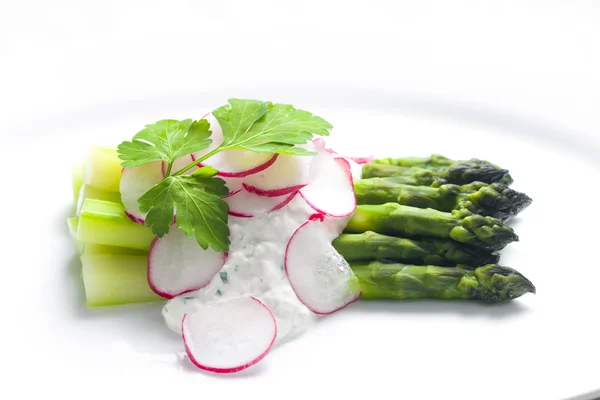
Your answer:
[3,90,600,400]
[2,2,600,400]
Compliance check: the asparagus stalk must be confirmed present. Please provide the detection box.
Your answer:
[332,231,499,266]
[372,154,454,168]
[361,163,441,186]
[354,178,532,221]
[362,155,513,186]
[345,203,518,251]
[351,261,535,302]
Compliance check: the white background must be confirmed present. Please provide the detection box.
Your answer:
[1,1,599,400]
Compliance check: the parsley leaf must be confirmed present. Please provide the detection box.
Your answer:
[117,119,212,168]
[212,100,332,155]
[137,166,230,252]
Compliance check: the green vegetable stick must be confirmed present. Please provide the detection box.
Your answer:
[362,157,513,186]
[76,184,122,215]
[332,231,499,266]
[353,179,532,221]
[77,199,155,251]
[345,203,518,251]
[83,243,148,256]
[372,154,454,168]
[351,261,535,302]
[81,253,162,307]
[72,164,83,205]
[83,147,123,192]
[67,217,84,255]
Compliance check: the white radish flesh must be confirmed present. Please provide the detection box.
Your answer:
[148,227,226,299]
[192,113,277,177]
[162,154,195,176]
[225,189,298,218]
[284,216,361,315]
[299,151,356,218]
[182,296,277,373]
[222,177,244,198]
[120,161,164,224]
[242,154,312,197]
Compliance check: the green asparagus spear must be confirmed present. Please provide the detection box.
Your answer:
[363,155,513,186]
[332,231,499,266]
[459,182,532,221]
[351,261,535,302]
[345,203,518,251]
[353,178,532,221]
[373,154,454,168]
[361,163,441,186]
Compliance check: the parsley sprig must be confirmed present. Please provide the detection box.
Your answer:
[117,99,332,252]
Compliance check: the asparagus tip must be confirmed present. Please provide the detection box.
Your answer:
[460,264,536,302]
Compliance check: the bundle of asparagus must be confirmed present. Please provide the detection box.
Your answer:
[333,154,535,303]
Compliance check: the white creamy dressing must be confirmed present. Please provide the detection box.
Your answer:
[163,198,319,342]
[162,157,361,344]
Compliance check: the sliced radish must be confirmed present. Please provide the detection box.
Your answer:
[299,150,356,218]
[148,227,227,299]
[200,152,278,178]
[326,148,373,165]
[242,154,313,197]
[192,113,277,177]
[285,217,361,315]
[225,189,298,218]
[222,176,244,198]
[120,161,164,224]
[314,137,373,165]
[182,296,277,374]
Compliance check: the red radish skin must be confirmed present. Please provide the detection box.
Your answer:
[284,218,361,315]
[222,177,244,198]
[182,296,277,374]
[224,188,242,199]
[242,182,306,197]
[147,228,227,299]
[270,191,298,211]
[315,137,373,165]
[124,210,145,224]
[193,153,279,178]
[242,154,313,197]
[225,189,298,218]
[326,148,374,165]
[335,157,355,182]
[308,213,325,222]
[191,113,279,177]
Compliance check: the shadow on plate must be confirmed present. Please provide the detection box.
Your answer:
[341,297,531,319]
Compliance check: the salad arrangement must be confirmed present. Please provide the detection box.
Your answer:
[67,98,535,373]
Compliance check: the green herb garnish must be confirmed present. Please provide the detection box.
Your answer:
[219,272,228,284]
[117,98,332,252]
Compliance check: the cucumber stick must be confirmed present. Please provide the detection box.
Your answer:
[81,253,162,307]
[83,147,123,192]
[72,164,83,204]
[77,199,154,251]
[83,243,147,256]
[67,217,84,255]
[76,184,122,215]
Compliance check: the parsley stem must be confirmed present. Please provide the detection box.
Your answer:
[164,161,174,177]
[172,147,223,176]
